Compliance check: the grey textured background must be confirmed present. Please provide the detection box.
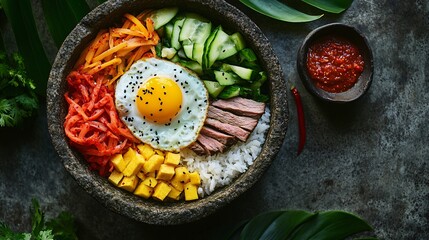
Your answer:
[1,0,428,239]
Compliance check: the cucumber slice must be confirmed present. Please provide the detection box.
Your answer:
[171,18,185,50]
[218,86,241,99]
[230,32,246,51]
[202,26,221,69]
[165,23,174,40]
[192,43,205,65]
[179,18,212,43]
[214,70,243,86]
[203,80,225,98]
[222,63,256,80]
[170,54,180,63]
[149,8,179,30]
[250,71,268,89]
[179,60,203,75]
[183,44,193,59]
[206,28,237,68]
[177,48,186,58]
[239,48,257,62]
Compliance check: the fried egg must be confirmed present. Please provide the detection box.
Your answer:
[115,58,209,151]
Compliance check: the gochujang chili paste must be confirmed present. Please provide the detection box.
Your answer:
[306,37,364,93]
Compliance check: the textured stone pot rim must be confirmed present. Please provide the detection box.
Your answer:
[47,0,288,225]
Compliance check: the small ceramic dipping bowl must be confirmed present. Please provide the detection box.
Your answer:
[297,23,373,103]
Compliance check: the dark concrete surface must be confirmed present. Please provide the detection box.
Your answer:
[1,0,428,239]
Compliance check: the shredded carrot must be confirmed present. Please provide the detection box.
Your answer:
[75,13,159,85]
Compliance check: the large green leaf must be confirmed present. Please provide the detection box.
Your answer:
[65,0,90,21]
[0,31,4,52]
[289,211,374,240]
[0,0,51,95]
[95,0,108,4]
[240,211,284,239]
[239,0,323,23]
[42,0,90,47]
[301,0,353,13]
[259,210,315,240]
[226,210,376,240]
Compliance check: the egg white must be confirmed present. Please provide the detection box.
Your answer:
[115,58,209,151]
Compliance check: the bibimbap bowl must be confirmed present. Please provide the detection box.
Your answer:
[47,0,288,225]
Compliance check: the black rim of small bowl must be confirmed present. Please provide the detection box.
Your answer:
[297,23,374,103]
[47,0,288,225]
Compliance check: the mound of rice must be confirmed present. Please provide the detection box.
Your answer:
[181,107,271,196]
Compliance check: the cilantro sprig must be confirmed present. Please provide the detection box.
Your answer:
[0,51,38,127]
[0,199,78,240]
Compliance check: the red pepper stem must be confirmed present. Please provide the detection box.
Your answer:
[290,85,306,156]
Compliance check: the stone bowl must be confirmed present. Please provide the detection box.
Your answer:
[47,0,288,225]
[297,23,373,103]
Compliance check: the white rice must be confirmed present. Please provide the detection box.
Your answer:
[181,107,271,196]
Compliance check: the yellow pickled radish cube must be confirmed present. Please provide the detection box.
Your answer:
[119,175,138,192]
[174,166,190,184]
[110,154,127,172]
[154,149,164,156]
[143,176,158,188]
[108,170,123,186]
[143,154,164,173]
[152,181,171,201]
[167,186,182,200]
[189,172,201,186]
[123,148,137,165]
[146,171,156,178]
[136,171,146,181]
[156,164,175,181]
[164,152,180,166]
[134,182,153,199]
[137,144,155,160]
[170,177,184,192]
[184,182,198,201]
[122,152,145,177]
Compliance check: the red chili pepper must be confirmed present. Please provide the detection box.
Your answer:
[291,85,306,155]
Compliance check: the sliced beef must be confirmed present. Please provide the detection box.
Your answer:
[204,118,250,142]
[188,142,206,156]
[200,126,237,146]
[197,134,226,155]
[207,106,258,131]
[211,97,265,118]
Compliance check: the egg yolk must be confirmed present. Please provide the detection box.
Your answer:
[136,76,183,124]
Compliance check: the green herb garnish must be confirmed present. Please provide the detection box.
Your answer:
[0,199,78,240]
[0,52,38,127]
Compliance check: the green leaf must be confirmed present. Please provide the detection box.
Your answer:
[240,211,284,239]
[225,210,376,240]
[65,0,90,21]
[31,199,45,237]
[41,0,90,47]
[0,31,4,52]
[35,230,55,240]
[46,212,78,240]
[301,0,353,13]
[0,0,51,95]
[239,0,323,23]
[289,211,374,240]
[259,210,315,239]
